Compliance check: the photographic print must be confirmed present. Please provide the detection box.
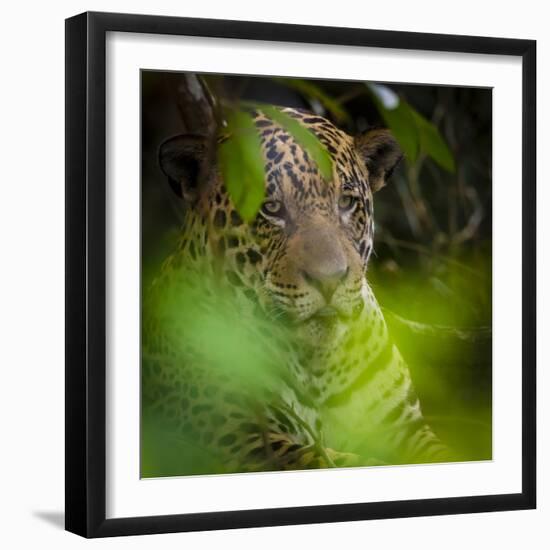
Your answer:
[140,71,492,478]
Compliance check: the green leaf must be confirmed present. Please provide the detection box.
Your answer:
[274,78,351,123]
[368,85,420,162]
[260,105,333,182]
[411,110,456,173]
[367,83,455,173]
[218,109,266,222]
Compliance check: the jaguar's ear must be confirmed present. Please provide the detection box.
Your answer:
[158,134,208,201]
[355,129,402,192]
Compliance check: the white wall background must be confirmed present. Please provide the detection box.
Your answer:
[0,1,546,548]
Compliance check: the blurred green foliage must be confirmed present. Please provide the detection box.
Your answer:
[142,260,290,477]
[142,251,491,477]
[218,109,266,222]
[370,247,492,462]
[368,83,455,171]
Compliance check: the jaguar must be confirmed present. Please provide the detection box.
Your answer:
[142,106,450,474]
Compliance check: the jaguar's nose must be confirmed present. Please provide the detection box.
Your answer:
[302,265,349,302]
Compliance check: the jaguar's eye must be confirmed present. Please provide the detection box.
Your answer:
[338,194,358,213]
[261,200,285,218]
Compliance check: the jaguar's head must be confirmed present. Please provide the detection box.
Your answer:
[159,108,401,344]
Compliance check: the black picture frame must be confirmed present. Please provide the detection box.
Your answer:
[65,11,536,538]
